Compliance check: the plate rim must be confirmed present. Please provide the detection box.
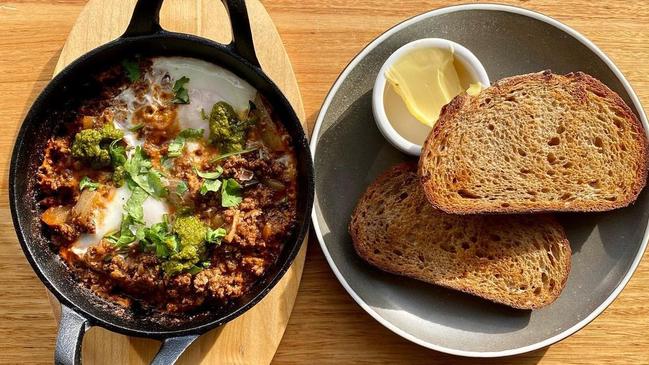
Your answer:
[309,3,649,358]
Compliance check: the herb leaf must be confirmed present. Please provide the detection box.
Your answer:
[147,169,167,198]
[128,124,144,132]
[175,180,188,196]
[195,166,224,179]
[124,146,150,175]
[206,227,227,244]
[124,187,148,224]
[221,178,242,207]
[178,128,204,139]
[123,146,166,198]
[200,179,222,195]
[166,128,204,158]
[140,217,178,259]
[117,216,136,247]
[121,59,141,82]
[109,139,127,167]
[79,176,99,191]
[167,138,184,157]
[109,186,149,248]
[114,216,137,248]
[172,76,190,104]
[161,156,174,170]
[104,231,119,245]
[188,265,203,275]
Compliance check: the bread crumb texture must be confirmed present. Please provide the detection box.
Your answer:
[350,163,571,309]
[419,71,649,214]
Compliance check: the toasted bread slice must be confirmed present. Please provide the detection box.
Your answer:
[419,71,648,214]
[350,163,571,309]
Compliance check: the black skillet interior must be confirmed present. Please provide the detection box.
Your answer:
[10,0,313,361]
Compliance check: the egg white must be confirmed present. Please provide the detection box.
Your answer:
[152,57,257,139]
[71,186,129,256]
[72,186,170,256]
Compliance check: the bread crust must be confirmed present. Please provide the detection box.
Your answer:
[418,71,649,215]
[350,163,572,309]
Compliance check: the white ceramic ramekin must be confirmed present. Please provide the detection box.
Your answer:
[372,38,490,155]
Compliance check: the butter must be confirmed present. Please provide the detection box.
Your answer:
[466,82,483,96]
[385,47,481,127]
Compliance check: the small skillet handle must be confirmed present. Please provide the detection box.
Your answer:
[150,335,200,365]
[122,0,164,37]
[55,304,91,365]
[121,0,261,67]
[222,0,261,67]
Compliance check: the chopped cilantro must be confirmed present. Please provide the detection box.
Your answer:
[188,265,203,275]
[195,166,223,179]
[155,241,169,258]
[172,76,190,104]
[128,124,144,132]
[175,180,188,196]
[107,186,148,248]
[147,169,167,198]
[109,139,127,167]
[121,59,141,82]
[200,179,222,195]
[221,178,242,207]
[79,176,99,191]
[104,231,119,245]
[167,138,184,157]
[124,186,148,225]
[108,139,127,186]
[196,165,225,196]
[166,128,204,158]
[140,216,179,260]
[178,128,204,139]
[206,227,227,244]
[123,146,166,198]
[161,156,173,170]
[123,146,152,192]
[113,216,136,248]
[135,226,146,241]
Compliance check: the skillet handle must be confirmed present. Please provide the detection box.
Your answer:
[122,0,164,37]
[222,0,261,67]
[150,335,200,365]
[55,304,91,365]
[121,0,261,67]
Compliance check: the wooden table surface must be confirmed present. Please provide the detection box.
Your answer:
[1,1,648,364]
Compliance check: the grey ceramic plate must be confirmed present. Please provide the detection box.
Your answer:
[310,4,649,357]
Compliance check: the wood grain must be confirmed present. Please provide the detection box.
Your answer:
[5,0,307,364]
[1,0,649,364]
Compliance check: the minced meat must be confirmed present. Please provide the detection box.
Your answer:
[36,58,298,317]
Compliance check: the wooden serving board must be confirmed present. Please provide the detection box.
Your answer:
[49,0,307,364]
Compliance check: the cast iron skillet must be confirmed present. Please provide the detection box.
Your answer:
[9,0,314,364]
